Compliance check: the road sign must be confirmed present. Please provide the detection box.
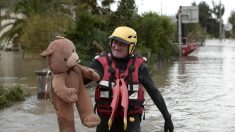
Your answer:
[224,23,233,31]
[181,6,199,23]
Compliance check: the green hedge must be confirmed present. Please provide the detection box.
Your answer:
[0,85,25,109]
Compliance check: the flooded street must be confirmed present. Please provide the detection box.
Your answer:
[1,39,235,132]
[158,39,235,132]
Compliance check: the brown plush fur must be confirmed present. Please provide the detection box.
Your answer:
[40,36,100,132]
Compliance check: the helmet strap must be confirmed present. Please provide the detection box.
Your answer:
[129,44,135,54]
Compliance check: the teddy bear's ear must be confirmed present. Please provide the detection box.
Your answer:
[40,43,57,57]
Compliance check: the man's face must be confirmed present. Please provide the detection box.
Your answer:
[111,40,129,59]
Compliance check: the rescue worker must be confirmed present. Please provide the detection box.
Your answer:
[85,26,174,132]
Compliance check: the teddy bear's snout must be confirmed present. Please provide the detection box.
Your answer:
[67,53,79,68]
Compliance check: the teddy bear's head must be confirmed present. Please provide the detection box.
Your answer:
[40,36,80,73]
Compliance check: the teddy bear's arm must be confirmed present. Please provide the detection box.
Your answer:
[75,72,101,127]
[52,74,78,103]
[74,64,100,81]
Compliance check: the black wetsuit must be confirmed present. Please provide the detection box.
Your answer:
[84,54,171,132]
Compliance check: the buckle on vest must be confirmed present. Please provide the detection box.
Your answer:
[128,84,139,91]
[99,80,114,88]
[129,92,138,99]
[100,91,110,98]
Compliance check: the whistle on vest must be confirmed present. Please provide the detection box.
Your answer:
[129,117,135,122]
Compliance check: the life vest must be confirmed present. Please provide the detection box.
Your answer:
[95,54,145,116]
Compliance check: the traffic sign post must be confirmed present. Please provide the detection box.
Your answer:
[177,6,199,56]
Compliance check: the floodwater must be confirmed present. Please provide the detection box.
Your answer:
[0,39,235,132]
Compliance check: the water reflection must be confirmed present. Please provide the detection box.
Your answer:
[1,39,235,132]
[0,51,46,93]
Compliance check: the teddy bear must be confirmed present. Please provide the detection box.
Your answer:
[40,36,100,132]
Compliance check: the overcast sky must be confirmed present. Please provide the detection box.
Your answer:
[112,0,235,23]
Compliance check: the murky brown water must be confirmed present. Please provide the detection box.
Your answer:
[1,39,235,132]
[0,51,46,93]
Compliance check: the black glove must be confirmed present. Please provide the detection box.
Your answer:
[164,116,174,132]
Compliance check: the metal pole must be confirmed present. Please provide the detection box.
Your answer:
[178,8,182,56]
[0,9,1,27]
[161,0,162,16]
[219,0,222,41]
